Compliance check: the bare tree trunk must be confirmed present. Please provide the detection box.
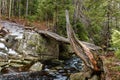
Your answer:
[54,0,58,32]
[0,0,1,17]
[9,0,12,19]
[26,0,29,17]
[102,2,112,51]
[1,0,7,15]
[73,0,94,42]
[18,0,21,18]
[65,10,110,80]
[11,0,14,17]
[106,5,111,51]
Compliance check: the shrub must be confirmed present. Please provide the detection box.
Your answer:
[111,29,120,58]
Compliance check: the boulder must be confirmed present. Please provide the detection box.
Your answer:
[70,72,84,80]
[70,72,99,80]
[29,62,43,71]
[2,31,75,62]
[4,35,18,49]
[17,31,59,61]
[0,24,9,37]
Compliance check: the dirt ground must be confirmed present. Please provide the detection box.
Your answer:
[105,56,120,80]
[1,17,48,30]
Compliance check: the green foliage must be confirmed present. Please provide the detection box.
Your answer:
[28,40,36,47]
[36,0,55,21]
[83,0,108,45]
[26,15,38,21]
[51,0,74,36]
[74,22,89,41]
[1,0,120,47]
[112,29,120,58]
[111,66,120,71]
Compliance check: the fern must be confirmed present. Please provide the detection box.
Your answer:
[112,29,120,58]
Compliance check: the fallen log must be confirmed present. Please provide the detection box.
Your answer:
[35,30,102,50]
[24,27,35,30]
[65,10,110,80]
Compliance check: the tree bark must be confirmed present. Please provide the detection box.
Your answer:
[35,30,102,50]
[65,10,109,80]
[18,0,21,18]
[11,0,14,17]
[26,0,29,17]
[9,0,12,19]
[0,0,1,17]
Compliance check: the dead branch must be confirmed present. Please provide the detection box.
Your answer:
[35,30,101,50]
[65,10,108,80]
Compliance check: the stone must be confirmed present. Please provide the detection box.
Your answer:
[0,52,8,61]
[17,31,59,61]
[70,72,100,80]
[29,62,43,71]
[0,24,9,37]
[4,35,18,49]
[70,72,85,80]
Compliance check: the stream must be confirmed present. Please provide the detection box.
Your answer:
[0,21,83,80]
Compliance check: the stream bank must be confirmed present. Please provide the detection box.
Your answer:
[0,21,83,80]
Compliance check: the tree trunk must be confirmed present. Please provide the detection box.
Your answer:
[0,0,1,17]
[1,0,7,15]
[18,0,21,18]
[11,0,14,17]
[65,10,110,80]
[9,0,12,19]
[26,0,29,17]
[73,0,94,41]
[35,30,102,50]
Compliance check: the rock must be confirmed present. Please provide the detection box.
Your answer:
[70,72,101,80]
[0,43,6,49]
[0,31,60,73]
[0,43,8,52]
[29,62,43,71]
[0,52,8,61]
[8,49,18,55]
[0,61,8,67]
[0,24,9,37]
[17,31,59,61]
[4,35,18,49]
[70,72,85,80]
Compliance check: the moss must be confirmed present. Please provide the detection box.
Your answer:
[28,40,36,47]
[36,45,48,53]
[111,66,120,71]
[70,73,85,80]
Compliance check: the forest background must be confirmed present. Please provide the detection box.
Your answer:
[0,0,120,58]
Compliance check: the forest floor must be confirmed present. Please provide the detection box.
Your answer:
[105,55,120,80]
[1,17,120,80]
[1,17,48,30]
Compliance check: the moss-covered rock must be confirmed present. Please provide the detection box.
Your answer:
[29,62,43,71]
[70,72,85,80]
[70,72,99,80]
[17,31,59,61]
